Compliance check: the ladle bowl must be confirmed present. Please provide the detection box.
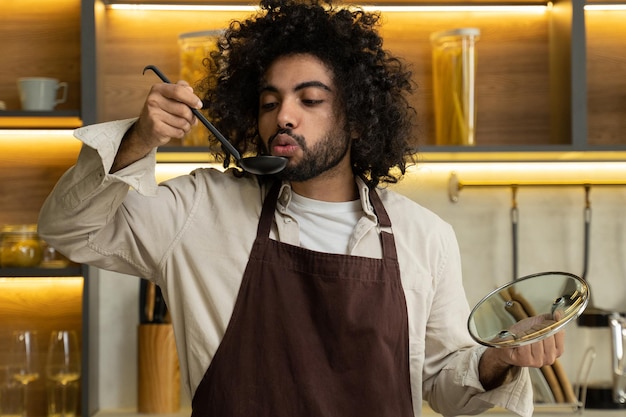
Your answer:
[143,65,287,176]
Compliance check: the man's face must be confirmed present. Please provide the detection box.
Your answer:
[258,54,351,182]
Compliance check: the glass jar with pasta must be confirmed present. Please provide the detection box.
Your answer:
[178,30,223,146]
[430,28,480,146]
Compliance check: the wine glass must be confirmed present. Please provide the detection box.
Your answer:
[46,330,80,417]
[0,363,24,417]
[9,330,39,417]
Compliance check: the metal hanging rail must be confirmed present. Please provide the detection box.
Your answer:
[448,172,626,202]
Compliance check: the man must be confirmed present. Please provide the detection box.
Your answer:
[39,0,563,416]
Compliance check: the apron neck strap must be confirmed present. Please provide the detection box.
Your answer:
[368,187,391,228]
[368,187,398,261]
[256,181,282,238]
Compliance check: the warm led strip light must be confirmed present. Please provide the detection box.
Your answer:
[108,3,549,13]
[585,4,626,11]
[363,5,548,12]
[154,160,626,181]
[109,4,256,11]
[0,129,75,136]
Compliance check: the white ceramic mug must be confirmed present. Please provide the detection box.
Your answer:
[17,77,68,111]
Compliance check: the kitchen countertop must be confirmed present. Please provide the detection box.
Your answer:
[94,405,626,417]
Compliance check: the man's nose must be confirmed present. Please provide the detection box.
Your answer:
[276,100,297,129]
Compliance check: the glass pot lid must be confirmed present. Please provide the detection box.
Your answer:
[468,271,590,348]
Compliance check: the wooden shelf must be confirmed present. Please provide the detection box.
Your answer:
[0,110,82,129]
[0,265,83,278]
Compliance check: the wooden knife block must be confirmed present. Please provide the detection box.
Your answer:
[137,323,180,413]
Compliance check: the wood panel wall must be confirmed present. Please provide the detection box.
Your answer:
[0,0,82,225]
[0,0,81,112]
[2,5,626,228]
[100,9,552,148]
[586,11,626,146]
[0,136,80,225]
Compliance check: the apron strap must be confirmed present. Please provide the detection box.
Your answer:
[256,181,282,240]
[369,187,398,262]
[369,187,391,228]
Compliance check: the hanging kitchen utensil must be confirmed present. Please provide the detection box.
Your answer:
[582,185,591,281]
[577,184,610,322]
[143,65,287,176]
[511,186,519,280]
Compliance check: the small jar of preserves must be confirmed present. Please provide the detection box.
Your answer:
[0,224,43,268]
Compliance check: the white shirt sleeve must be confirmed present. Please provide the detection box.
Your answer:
[38,118,159,271]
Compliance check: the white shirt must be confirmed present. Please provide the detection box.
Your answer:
[287,192,362,254]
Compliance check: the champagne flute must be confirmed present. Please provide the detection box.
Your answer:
[46,330,80,417]
[9,330,39,417]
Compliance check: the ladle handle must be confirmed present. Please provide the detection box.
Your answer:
[142,65,242,160]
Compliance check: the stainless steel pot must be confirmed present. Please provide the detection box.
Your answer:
[609,314,626,405]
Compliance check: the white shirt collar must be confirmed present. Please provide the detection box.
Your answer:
[275,177,377,219]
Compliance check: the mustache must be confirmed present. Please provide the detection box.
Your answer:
[267,128,304,148]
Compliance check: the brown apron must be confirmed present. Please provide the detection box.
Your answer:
[191,182,413,417]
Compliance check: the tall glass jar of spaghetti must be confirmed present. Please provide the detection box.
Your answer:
[430,28,480,146]
[178,30,222,146]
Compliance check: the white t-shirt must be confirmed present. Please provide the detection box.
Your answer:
[287,191,362,254]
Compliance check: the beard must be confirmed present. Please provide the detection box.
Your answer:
[269,126,351,182]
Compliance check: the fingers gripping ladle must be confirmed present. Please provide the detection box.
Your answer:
[143,65,287,175]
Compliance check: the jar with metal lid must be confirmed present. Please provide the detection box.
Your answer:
[0,224,43,268]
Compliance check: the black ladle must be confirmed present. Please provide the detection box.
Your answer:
[143,65,287,175]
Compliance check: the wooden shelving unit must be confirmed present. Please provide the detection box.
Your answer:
[1,0,625,414]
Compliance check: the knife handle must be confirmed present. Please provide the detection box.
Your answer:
[145,281,156,323]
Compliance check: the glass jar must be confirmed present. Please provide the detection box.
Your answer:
[430,28,480,146]
[0,224,43,268]
[178,30,222,146]
[40,239,71,268]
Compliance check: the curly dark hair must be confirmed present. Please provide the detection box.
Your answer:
[202,0,417,186]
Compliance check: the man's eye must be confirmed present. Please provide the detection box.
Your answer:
[260,102,278,111]
[303,99,323,106]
